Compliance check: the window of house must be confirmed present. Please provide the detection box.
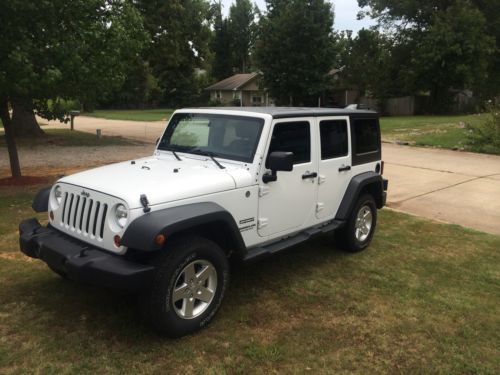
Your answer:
[320,120,348,159]
[353,118,379,154]
[267,121,311,165]
[233,91,241,99]
[216,91,222,100]
[251,94,262,106]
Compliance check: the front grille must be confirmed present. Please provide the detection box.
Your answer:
[61,192,108,239]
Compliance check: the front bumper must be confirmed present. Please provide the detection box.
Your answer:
[19,218,155,292]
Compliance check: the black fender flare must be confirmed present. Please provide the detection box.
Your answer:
[121,202,246,253]
[32,187,51,213]
[335,172,386,220]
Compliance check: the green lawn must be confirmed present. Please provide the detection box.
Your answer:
[82,108,174,122]
[0,185,498,373]
[0,129,139,147]
[380,114,487,151]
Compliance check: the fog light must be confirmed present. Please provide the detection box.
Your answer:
[114,235,121,247]
[49,211,54,221]
[155,234,166,246]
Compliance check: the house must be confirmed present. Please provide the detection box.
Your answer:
[205,73,271,106]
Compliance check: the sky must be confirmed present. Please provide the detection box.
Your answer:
[221,0,376,33]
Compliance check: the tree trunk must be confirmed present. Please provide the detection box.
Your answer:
[11,98,45,137]
[0,98,22,178]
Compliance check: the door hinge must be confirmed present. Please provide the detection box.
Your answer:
[257,218,269,229]
[258,186,270,197]
[316,202,325,213]
[318,175,326,185]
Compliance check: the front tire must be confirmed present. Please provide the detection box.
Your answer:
[142,236,229,337]
[336,194,377,252]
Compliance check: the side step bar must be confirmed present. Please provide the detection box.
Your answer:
[242,220,344,263]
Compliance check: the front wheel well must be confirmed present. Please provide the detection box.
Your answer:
[166,221,242,258]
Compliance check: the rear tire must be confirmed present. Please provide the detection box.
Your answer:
[336,194,377,252]
[141,236,229,337]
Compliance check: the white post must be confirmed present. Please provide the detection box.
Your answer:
[240,90,243,107]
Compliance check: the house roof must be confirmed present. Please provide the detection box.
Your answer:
[205,73,260,91]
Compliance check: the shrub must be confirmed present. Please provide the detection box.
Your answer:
[466,101,500,154]
[208,99,222,107]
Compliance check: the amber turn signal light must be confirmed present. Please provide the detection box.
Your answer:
[155,234,166,246]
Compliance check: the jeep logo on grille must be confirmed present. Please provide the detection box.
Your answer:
[81,190,90,198]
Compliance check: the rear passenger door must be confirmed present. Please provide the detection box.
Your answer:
[316,117,352,219]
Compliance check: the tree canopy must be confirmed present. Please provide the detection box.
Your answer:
[0,0,146,176]
[228,0,258,73]
[135,0,212,107]
[358,0,498,110]
[256,0,336,105]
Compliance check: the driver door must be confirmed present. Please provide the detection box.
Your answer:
[257,118,318,237]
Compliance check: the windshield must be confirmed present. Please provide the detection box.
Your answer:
[158,113,265,163]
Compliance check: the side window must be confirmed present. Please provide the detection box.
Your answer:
[353,118,379,154]
[268,121,311,164]
[320,120,348,159]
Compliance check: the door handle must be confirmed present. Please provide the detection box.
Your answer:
[302,172,318,179]
[338,165,351,172]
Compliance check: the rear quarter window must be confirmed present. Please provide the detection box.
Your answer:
[351,117,381,165]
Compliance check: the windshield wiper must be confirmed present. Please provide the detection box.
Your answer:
[161,146,182,161]
[191,149,225,169]
[171,150,182,161]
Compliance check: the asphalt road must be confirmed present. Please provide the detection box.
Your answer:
[46,116,500,235]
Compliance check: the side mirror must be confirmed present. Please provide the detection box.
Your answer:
[263,151,294,183]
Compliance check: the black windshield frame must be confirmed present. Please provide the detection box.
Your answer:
[158,113,265,163]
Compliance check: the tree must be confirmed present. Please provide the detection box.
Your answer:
[211,2,233,81]
[471,0,500,99]
[0,0,146,177]
[338,29,393,103]
[136,0,213,106]
[358,0,496,111]
[228,0,258,73]
[256,0,335,105]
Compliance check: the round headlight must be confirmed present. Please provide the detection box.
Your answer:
[53,185,63,206]
[115,204,128,228]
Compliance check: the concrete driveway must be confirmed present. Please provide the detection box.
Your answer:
[47,116,500,235]
[383,144,500,235]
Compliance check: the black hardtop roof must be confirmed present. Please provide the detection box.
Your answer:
[193,107,378,119]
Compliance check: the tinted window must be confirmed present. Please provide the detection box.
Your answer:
[353,118,379,154]
[320,120,348,159]
[268,121,310,164]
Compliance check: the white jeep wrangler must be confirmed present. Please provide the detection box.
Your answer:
[20,107,388,337]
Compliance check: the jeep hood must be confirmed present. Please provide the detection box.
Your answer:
[59,156,248,208]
